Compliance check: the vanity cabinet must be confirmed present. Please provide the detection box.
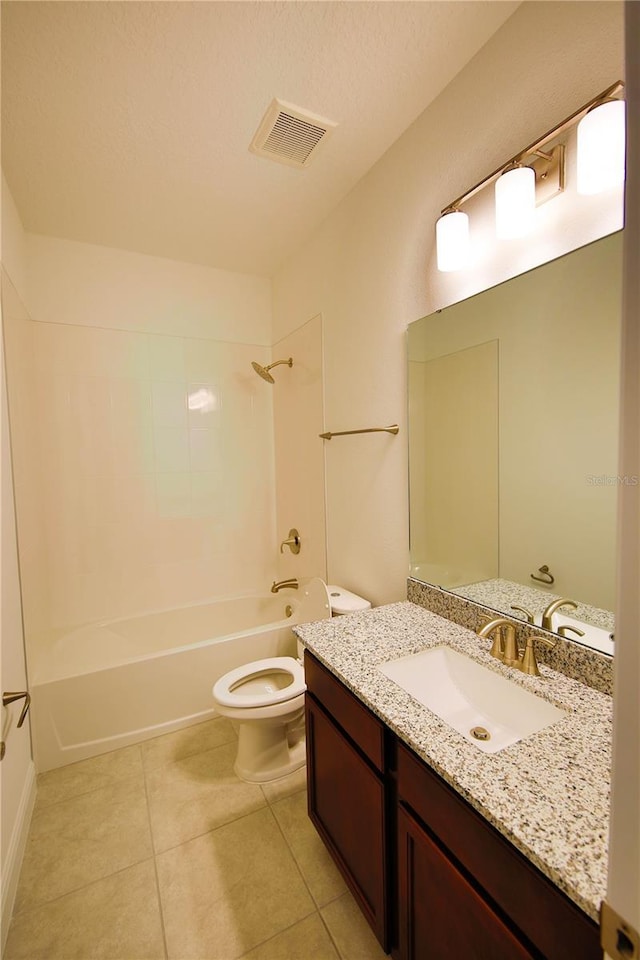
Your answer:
[304,652,601,960]
[396,743,600,960]
[304,652,389,949]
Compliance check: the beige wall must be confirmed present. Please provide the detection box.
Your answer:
[272,1,624,606]
[26,234,272,343]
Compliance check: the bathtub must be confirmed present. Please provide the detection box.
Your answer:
[30,578,330,772]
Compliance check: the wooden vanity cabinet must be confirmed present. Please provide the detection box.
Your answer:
[304,652,601,960]
[397,803,535,959]
[396,743,600,960]
[304,652,389,950]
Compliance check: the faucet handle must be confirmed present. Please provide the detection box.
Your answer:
[280,528,301,554]
[519,635,556,676]
[510,605,535,624]
[476,617,508,661]
[557,624,585,639]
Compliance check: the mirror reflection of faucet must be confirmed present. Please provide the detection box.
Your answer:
[540,597,578,631]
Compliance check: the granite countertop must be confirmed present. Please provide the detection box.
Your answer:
[294,600,612,921]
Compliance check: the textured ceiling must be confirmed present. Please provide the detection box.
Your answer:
[1,1,519,277]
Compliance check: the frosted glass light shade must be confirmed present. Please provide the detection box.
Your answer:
[436,210,469,272]
[577,100,626,195]
[495,166,536,239]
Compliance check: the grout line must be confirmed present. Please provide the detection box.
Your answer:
[235,911,332,960]
[34,749,147,812]
[142,751,170,960]
[317,902,345,960]
[151,800,270,858]
[9,854,157,919]
[266,796,325,912]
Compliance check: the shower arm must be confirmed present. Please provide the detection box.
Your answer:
[267,358,293,372]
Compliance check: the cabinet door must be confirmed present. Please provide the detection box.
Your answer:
[306,694,387,949]
[397,805,536,960]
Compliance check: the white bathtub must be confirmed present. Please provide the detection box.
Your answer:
[30,578,330,772]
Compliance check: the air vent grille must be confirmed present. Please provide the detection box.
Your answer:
[250,99,336,169]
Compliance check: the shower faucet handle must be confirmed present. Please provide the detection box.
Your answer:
[280,528,301,554]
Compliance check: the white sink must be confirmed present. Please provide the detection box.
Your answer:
[378,645,566,754]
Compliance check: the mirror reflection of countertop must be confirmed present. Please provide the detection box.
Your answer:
[294,600,612,921]
[450,577,615,634]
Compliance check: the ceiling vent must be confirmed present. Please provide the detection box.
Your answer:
[249,99,337,169]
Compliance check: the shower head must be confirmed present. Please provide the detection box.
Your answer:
[251,357,293,383]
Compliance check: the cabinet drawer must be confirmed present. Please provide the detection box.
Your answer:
[304,652,385,772]
[397,742,600,960]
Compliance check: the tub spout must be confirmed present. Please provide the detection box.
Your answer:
[271,578,299,593]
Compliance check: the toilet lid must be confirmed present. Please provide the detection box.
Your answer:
[213,657,306,709]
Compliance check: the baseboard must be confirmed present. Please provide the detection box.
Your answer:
[1,760,37,953]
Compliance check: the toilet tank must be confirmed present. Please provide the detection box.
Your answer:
[327,585,372,616]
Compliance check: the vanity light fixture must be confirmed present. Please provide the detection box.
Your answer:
[435,81,624,272]
[435,208,470,272]
[577,98,626,195]
[495,165,536,239]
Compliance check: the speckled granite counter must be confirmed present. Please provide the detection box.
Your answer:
[294,600,611,922]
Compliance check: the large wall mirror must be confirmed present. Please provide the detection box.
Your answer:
[408,231,623,656]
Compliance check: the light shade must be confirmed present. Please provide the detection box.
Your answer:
[495,166,536,239]
[577,99,626,195]
[436,210,469,272]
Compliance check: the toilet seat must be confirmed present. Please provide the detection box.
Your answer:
[212,657,305,709]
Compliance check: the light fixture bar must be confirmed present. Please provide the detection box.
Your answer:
[440,81,623,215]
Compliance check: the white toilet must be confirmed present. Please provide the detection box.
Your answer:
[212,583,371,782]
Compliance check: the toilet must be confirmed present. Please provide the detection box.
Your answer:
[212,583,371,782]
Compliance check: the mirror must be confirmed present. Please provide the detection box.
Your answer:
[408,232,623,655]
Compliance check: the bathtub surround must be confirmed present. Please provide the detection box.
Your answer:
[273,315,327,586]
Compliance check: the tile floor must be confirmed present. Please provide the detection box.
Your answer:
[5,718,389,960]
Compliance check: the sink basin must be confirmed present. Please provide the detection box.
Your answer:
[378,645,566,753]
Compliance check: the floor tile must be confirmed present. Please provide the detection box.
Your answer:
[36,744,144,808]
[271,790,347,907]
[141,716,236,772]
[156,806,315,959]
[5,860,165,960]
[146,740,266,853]
[239,913,340,959]
[260,764,307,805]
[321,892,388,960]
[14,775,153,914]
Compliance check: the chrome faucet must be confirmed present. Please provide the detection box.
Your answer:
[477,617,520,667]
[271,578,299,593]
[541,598,577,631]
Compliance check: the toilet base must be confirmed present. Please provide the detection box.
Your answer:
[233,718,306,783]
